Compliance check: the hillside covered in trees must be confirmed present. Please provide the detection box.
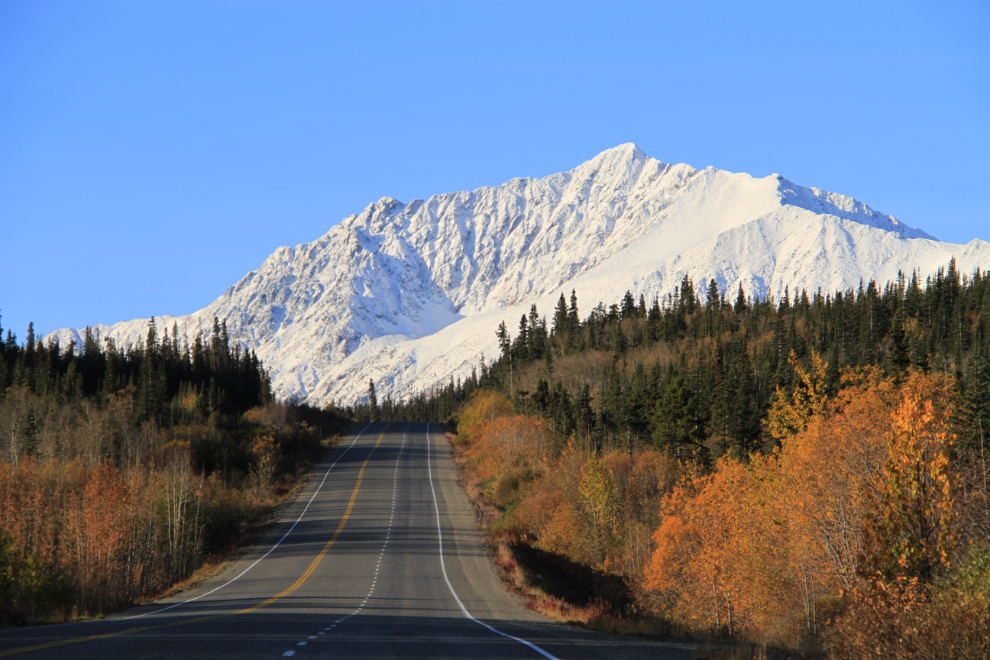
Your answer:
[0,317,345,625]
[373,258,989,454]
[379,259,990,657]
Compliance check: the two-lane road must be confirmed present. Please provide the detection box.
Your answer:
[0,423,693,659]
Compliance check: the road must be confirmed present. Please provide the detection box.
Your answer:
[0,422,693,659]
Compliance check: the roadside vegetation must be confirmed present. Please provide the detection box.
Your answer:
[0,318,348,626]
[388,259,990,658]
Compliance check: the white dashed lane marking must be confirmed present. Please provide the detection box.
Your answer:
[285,423,410,655]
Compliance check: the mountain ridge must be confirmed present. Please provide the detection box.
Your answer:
[48,144,989,406]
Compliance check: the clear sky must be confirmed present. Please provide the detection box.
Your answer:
[2,0,988,338]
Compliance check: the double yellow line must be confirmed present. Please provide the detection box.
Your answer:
[0,423,389,658]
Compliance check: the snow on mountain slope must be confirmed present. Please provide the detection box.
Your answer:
[49,144,990,406]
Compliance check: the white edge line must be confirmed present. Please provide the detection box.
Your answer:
[121,422,375,620]
[425,423,560,660]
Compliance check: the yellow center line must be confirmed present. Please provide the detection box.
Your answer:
[0,423,389,658]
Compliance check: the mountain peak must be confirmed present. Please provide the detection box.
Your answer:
[610,142,645,156]
[593,142,647,164]
[568,143,652,185]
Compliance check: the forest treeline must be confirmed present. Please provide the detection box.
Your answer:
[0,317,346,625]
[0,317,271,426]
[375,258,989,457]
[382,259,990,657]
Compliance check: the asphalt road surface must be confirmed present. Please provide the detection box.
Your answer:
[0,422,694,659]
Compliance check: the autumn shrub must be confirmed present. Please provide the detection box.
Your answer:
[0,452,279,619]
[645,456,801,640]
[859,372,959,582]
[508,444,589,561]
[0,527,74,624]
[197,470,271,557]
[493,466,536,508]
[455,390,512,445]
[250,433,279,497]
[825,547,990,660]
[463,415,554,497]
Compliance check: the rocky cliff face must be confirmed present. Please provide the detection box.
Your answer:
[50,144,990,406]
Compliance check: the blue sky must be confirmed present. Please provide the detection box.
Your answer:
[2,0,988,338]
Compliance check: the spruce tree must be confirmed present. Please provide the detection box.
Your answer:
[553,293,569,338]
[960,357,990,458]
[706,279,720,310]
[496,322,510,361]
[621,291,637,319]
[368,379,379,422]
[514,315,530,361]
[652,373,706,462]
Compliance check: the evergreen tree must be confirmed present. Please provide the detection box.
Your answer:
[707,279,720,310]
[734,283,747,314]
[514,314,530,361]
[368,379,379,422]
[496,322,510,361]
[553,293,569,337]
[885,308,910,377]
[647,297,662,341]
[621,291,637,319]
[652,373,707,462]
[960,357,990,457]
[527,304,546,360]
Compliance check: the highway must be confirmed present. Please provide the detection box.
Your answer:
[0,423,693,659]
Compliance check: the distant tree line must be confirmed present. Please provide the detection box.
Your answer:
[0,316,272,425]
[370,257,990,462]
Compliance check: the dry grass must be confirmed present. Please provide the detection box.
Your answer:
[490,535,604,625]
[690,643,824,660]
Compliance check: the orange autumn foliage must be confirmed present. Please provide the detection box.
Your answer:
[646,368,969,644]
[0,442,218,618]
[777,368,900,592]
[508,444,588,557]
[0,460,170,616]
[861,373,959,582]
[504,444,679,574]
[468,415,555,480]
[455,390,512,446]
[645,456,792,638]
[457,391,681,579]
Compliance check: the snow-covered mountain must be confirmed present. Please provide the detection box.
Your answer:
[49,144,990,406]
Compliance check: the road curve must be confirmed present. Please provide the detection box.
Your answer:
[0,423,693,659]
